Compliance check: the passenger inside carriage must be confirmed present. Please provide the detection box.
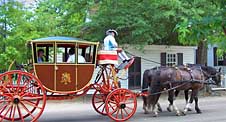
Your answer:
[67,48,86,63]
[37,49,45,63]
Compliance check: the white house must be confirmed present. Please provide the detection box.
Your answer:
[88,45,197,94]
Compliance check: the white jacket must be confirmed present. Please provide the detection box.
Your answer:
[103,35,118,50]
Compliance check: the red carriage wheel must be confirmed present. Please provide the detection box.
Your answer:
[105,88,137,121]
[92,90,108,115]
[0,70,46,122]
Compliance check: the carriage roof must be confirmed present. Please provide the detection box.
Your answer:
[30,36,99,45]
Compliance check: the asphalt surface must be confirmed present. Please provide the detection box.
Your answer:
[37,95,226,122]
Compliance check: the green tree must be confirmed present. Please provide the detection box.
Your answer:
[0,0,35,70]
[175,0,226,64]
[33,0,91,36]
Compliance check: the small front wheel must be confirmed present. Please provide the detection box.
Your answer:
[92,90,108,115]
[105,88,137,121]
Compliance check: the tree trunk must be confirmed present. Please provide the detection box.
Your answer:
[196,40,207,65]
[196,40,211,95]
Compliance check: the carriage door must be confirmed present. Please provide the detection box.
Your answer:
[34,43,55,90]
[76,44,96,90]
[55,43,77,92]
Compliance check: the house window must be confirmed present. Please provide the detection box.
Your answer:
[218,55,224,66]
[166,53,177,66]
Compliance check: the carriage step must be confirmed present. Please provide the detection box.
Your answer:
[211,87,226,91]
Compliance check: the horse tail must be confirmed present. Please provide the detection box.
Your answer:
[142,69,150,93]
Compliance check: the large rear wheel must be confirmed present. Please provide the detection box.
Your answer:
[0,70,46,122]
[105,88,137,121]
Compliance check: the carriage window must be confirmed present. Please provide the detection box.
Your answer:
[56,43,75,63]
[166,53,177,66]
[35,44,54,63]
[78,44,96,64]
[78,46,86,63]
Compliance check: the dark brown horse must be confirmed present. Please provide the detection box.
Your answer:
[142,65,222,116]
[142,67,164,114]
[142,66,181,115]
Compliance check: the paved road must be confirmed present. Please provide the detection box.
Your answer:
[38,96,226,122]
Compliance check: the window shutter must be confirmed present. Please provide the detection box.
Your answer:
[177,53,183,65]
[160,52,166,66]
[213,47,217,66]
[223,53,226,66]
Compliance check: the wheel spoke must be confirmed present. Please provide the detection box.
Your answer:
[108,99,117,105]
[124,101,135,105]
[123,108,130,116]
[22,100,42,110]
[0,104,9,115]
[10,105,16,122]
[112,94,119,103]
[8,105,13,119]
[16,73,22,94]
[20,102,35,119]
[17,104,24,122]
[101,106,105,113]
[0,99,10,104]
[125,106,134,110]
[0,104,12,121]
[124,94,133,101]
[115,108,120,119]
[22,85,38,95]
[94,100,104,104]
[21,78,33,92]
[121,108,124,119]
[96,102,105,110]
[108,102,116,111]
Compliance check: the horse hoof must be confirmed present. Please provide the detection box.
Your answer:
[158,108,163,112]
[176,112,181,116]
[188,108,192,111]
[167,107,172,112]
[144,111,149,114]
[181,111,186,116]
[153,114,158,117]
[196,110,202,114]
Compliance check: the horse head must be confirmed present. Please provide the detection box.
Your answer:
[212,67,223,86]
[201,66,222,86]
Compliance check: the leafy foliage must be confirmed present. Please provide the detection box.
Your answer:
[0,0,225,69]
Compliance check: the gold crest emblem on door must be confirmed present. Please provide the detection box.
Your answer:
[60,72,71,85]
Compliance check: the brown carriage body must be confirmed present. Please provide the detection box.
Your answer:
[30,37,99,94]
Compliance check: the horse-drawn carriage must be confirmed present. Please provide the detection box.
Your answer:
[0,37,137,122]
[0,36,223,122]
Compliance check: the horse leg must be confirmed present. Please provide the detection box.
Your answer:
[157,102,163,112]
[167,91,174,112]
[175,90,180,99]
[148,94,161,117]
[168,90,179,112]
[167,90,181,116]
[184,90,192,111]
[142,96,149,114]
[194,91,202,114]
[183,90,194,115]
